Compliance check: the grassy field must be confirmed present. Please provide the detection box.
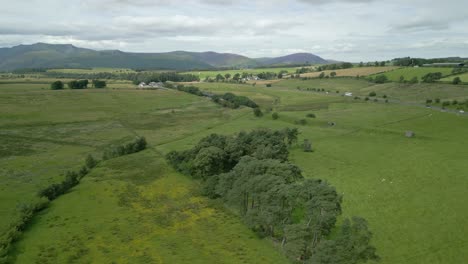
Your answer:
[372,67,454,82]
[1,77,468,263]
[182,66,313,79]
[300,66,399,78]
[440,72,468,82]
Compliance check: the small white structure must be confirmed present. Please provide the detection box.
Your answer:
[138,82,164,89]
[345,92,353,97]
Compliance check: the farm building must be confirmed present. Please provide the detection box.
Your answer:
[138,82,164,89]
[344,92,353,97]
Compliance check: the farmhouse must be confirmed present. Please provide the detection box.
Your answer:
[344,92,353,97]
[138,82,164,89]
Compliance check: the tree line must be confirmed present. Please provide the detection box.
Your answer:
[0,137,147,263]
[166,129,378,263]
[50,79,107,90]
[172,84,258,109]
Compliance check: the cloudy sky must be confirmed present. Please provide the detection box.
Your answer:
[1,0,467,61]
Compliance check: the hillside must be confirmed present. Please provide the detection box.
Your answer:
[256,53,328,65]
[0,43,327,71]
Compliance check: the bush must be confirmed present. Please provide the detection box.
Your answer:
[369,91,377,97]
[426,99,433,104]
[374,75,388,84]
[272,112,279,120]
[306,113,316,118]
[409,76,419,84]
[253,108,263,117]
[295,119,307,125]
[102,136,147,160]
[266,84,272,87]
[435,98,441,103]
[453,77,461,85]
[422,72,443,83]
[50,81,64,90]
[68,80,88,89]
[442,101,451,107]
[92,80,107,88]
[383,95,387,98]
[452,100,458,105]
[365,97,370,101]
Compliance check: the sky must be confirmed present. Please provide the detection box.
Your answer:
[0,0,467,61]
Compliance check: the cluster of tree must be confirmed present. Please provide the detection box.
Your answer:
[421,72,443,83]
[174,85,258,109]
[92,79,107,88]
[358,61,387,67]
[392,57,467,67]
[296,67,314,74]
[212,92,258,109]
[68,79,89,89]
[166,129,378,263]
[316,63,353,71]
[50,81,64,90]
[102,136,147,160]
[11,68,48,74]
[368,75,388,84]
[257,72,278,80]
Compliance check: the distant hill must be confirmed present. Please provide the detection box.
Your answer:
[0,43,327,71]
[255,53,328,65]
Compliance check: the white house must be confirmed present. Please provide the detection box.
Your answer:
[345,92,353,97]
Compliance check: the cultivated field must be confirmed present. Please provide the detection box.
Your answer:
[1,76,467,263]
[300,66,399,78]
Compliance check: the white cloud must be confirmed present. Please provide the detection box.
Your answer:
[0,0,467,61]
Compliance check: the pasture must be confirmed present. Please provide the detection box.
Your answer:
[1,77,467,263]
[372,67,454,82]
[182,66,313,79]
[300,66,399,78]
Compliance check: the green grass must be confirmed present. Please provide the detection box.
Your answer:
[182,66,311,79]
[1,77,468,263]
[373,67,454,82]
[440,72,468,83]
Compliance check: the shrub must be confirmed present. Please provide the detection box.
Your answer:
[50,81,64,90]
[306,113,316,118]
[422,72,443,83]
[365,97,370,101]
[266,84,272,87]
[452,77,461,85]
[435,98,441,103]
[442,101,451,107]
[409,77,419,84]
[452,100,458,105]
[295,119,307,125]
[92,80,107,88]
[272,112,279,120]
[426,99,433,104]
[369,91,377,97]
[374,75,388,84]
[383,95,387,98]
[102,137,147,160]
[85,154,98,169]
[253,108,263,117]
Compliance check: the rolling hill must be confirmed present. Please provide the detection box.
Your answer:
[0,43,328,71]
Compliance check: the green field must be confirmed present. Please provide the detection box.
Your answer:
[182,66,313,79]
[373,67,454,82]
[1,77,468,263]
[440,72,468,83]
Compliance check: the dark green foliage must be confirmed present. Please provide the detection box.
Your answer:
[330,72,337,78]
[102,136,147,160]
[310,217,379,264]
[442,101,451,107]
[92,79,106,88]
[399,76,405,83]
[221,93,258,108]
[453,77,462,85]
[266,84,272,87]
[318,72,325,79]
[50,81,64,90]
[85,154,97,169]
[272,112,279,120]
[369,91,377,97]
[452,100,458,105]
[316,63,353,71]
[38,171,80,201]
[165,130,377,262]
[175,86,257,109]
[253,108,263,117]
[257,72,277,80]
[296,119,307,125]
[373,75,388,84]
[435,98,441,103]
[382,95,387,98]
[426,99,433,104]
[365,97,370,101]
[422,72,443,83]
[68,79,89,89]
[306,113,316,118]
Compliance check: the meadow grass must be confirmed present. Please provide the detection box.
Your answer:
[1,77,468,263]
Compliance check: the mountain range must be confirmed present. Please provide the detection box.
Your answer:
[0,43,329,71]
